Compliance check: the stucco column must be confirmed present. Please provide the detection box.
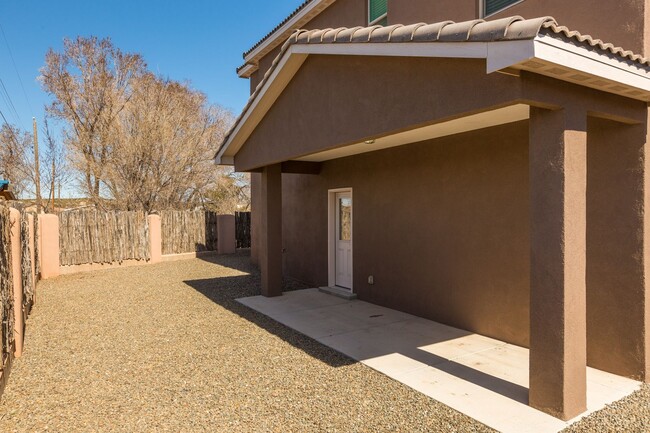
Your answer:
[39,214,60,279]
[147,214,162,264]
[9,209,23,358]
[529,107,587,420]
[260,163,282,297]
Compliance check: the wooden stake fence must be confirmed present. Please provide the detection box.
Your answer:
[59,209,150,266]
[160,210,218,255]
[235,212,251,249]
[0,204,15,396]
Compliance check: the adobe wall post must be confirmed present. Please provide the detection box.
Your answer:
[260,164,283,297]
[39,214,60,280]
[529,107,587,420]
[217,214,236,254]
[148,214,162,264]
[9,208,23,358]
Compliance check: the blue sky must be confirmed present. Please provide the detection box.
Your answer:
[0,0,305,134]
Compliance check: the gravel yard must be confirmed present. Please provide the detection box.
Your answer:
[0,251,647,432]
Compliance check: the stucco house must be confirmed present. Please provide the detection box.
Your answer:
[216,0,650,421]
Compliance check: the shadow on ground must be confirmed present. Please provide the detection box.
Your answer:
[184,252,355,368]
[188,251,528,405]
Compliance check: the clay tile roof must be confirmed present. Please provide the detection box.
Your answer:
[243,0,316,59]
[220,16,650,160]
[542,21,649,65]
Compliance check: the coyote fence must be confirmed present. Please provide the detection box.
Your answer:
[160,210,218,255]
[0,204,14,395]
[235,212,251,249]
[59,209,150,266]
[19,210,34,318]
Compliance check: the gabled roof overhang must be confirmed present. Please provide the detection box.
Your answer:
[217,16,650,166]
[238,0,336,78]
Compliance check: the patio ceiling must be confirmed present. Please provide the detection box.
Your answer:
[294,104,530,162]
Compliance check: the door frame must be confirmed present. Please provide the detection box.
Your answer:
[328,188,353,291]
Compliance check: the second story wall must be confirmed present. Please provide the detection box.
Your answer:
[248,0,649,94]
[388,0,647,57]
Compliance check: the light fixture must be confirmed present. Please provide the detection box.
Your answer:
[364,139,375,144]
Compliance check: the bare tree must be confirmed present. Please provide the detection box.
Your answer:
[41,118,72,212]
[0,123,34,197]
[39,36,146,206]
[205,167,251,214]
[107,73,233,212]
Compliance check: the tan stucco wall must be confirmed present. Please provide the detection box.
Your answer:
[281,121,532,347]
[389,0,647,57]
[237,56,522,172]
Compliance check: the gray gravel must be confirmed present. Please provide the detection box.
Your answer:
[0,252,493,432]
[0,251,645,432]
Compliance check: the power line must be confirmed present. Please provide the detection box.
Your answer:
[0,20,34,117]
[0,106,26,150]
[0,77,22,125]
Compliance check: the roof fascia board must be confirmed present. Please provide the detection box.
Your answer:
[238,63,259,78]
[243,0,332,64]
[487,40,536,73]
[290,42,490,59]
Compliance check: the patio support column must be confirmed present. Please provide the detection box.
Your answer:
[529,106,587,420]
[260,163,282,297]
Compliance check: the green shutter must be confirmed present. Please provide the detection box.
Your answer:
[485,0,519,16]
[369,0,387,23]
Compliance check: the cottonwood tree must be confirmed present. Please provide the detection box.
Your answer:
[0,123,34,197]
[107,73,233,212]
[41,118,72,212]
[39,36,146,206]
[205,167,251,214]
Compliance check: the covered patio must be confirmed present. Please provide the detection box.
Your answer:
[238,288,641,433]
[216,16,650,420]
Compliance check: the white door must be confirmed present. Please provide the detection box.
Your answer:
[335,192,353,289]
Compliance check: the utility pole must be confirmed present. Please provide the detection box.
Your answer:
[33,117,42,213]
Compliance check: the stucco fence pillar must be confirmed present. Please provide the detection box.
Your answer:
[148,214,162,264]
[9,209,23,358]
[38,214,60,280]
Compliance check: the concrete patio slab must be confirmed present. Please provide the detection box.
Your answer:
[237,288,641,433]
